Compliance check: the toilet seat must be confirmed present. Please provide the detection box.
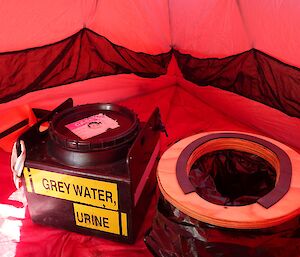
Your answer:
[157,131,300,229]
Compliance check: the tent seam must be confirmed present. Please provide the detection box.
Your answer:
[235,0,254,48]
[167,0,174,48]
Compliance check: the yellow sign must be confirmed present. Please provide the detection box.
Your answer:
[73,203,122,234]
[23,167,118,210]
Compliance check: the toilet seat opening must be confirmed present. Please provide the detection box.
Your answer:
[189,148,277,206]
[176,133,291,209]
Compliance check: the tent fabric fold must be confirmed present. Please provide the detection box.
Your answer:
[2,28,300,118]
[0,29,172,104]
[175,49,300,118]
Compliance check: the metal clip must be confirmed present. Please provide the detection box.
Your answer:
[11,140,26,189]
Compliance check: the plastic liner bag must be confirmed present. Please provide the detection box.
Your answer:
[144,197,300,257]
[189,149,277,206]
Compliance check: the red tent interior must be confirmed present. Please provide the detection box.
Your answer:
[1,1,300,256]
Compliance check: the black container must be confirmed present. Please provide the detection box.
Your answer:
[20,98,163,243]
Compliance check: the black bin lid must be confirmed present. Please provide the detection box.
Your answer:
[49,103,139,152]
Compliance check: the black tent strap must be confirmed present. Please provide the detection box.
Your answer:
[176,133,292,209]
[0,119,29,139]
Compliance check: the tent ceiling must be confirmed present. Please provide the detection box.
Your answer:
[170,0,251,57]
[0,1,300,121]
[0,0,300,66]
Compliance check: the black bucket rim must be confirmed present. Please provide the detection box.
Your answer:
[49,103,140,152]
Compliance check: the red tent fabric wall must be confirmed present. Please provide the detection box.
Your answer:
[1,1,300,256]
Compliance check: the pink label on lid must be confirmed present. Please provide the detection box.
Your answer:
[65,113,120,140]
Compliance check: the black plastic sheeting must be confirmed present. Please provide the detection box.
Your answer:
[189,150,277,206]
[145,197,300,257]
